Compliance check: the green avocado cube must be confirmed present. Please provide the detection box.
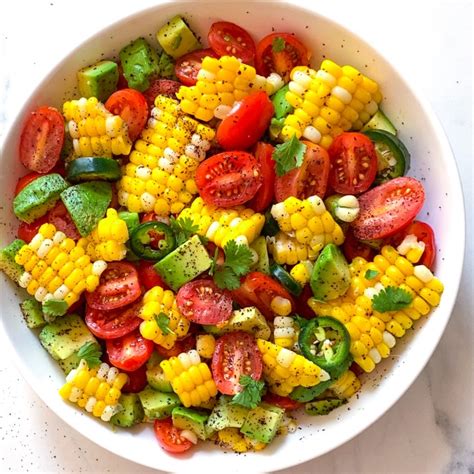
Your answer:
[172,407,209,440]
[0,239,26,283]
[111,393,145,427]
[206,396,250,432]
[77,60,119,102]
[19,298,46,329]
[157,15,201,59]
[240,403,284,444]
[138,386,181,420]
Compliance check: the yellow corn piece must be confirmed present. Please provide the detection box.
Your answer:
[290,260,313,286]
[196,334,216,359]
[273,316,298,349]
[330,370,361,399]
[215,428,267,453]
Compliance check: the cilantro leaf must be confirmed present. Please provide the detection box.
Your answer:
[272,135,307,176]
[42,298,68,321]
[77,342,102,368]
[230,375,265,409]
[372,286,413,312]
[155,312,175,336]
[213,266,241,290]
[169,217,200,246]
[222,240,253,277]
[272,36,286,53]
[364,269,379,280]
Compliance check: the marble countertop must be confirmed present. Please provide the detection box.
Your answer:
[0,1,472,473]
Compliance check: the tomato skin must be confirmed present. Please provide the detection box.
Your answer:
[106,329,154,372]
[208,21,256,64]
[155,334,196,359]
[294,284,315,320]
[328,132,378,195]
[231,271,295,321]
[256,33,310,81]
[17,215,48,243]
[274,142,330,202]
[105,89,148,141]
[216,92,274,151]
[142,78,181,108]
[137,260,169,290]
[175,48,217,86]
[154,418,193,453]
[46,201,81,240]
[212,331,263,395]
[195,151,262,208]
[352,177,425,240]
[247,143,276,212]
[263,393,303,410]
[19,106,65,173]
[85,262,142,311]
[176,280,232,325]
[14,172,41,195]
[121,364,148,393]
[342,229,376,263]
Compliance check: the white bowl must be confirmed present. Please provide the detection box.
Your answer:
[0,1,465,472]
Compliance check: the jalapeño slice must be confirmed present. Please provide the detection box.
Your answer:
[130,221,176,261]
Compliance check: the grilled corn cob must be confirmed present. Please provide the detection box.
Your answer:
[58,359,128,421]
[177,55,276,122]
[117,95,215,215]
[273,316,298,349]
[139,285,190,349]
[178,197,265,247]
[267,232,319,266]
[281,60,382,148]
[77,209,129,262]
[330,370,361,399]
[63,97,132,157]
[257,339,329,396]
[15,223,107,307]
[160,349,217,407]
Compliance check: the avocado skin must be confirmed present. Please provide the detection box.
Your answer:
[111,393,145,428]
[77,60,119,102]
[19,298,46,329]
[0,239,26,283]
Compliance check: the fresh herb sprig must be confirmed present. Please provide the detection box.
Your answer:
[272,135,307,176]
[372,286,413,312]
[230,375,265,409]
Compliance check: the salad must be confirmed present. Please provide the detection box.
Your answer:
[0,15,445,454]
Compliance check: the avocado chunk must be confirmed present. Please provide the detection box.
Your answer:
[158,52,176,79]
[157,15,201,59]
[154,235,211,291]
[206,395,250,432]
[138,386,181,420]
[310,244,350,301]
[119,37,160,92]
[250,236,270,274]
[146,352,173,392]
[272,84,293,119]
[240,403,284,444]
[304,398,346,416]
[0,239,26,283]
[111,393,145,427]
[13,174,68,223]
[361,109,397,135]
[290,379,333,403]
[77,60,119,102]
[204,307,271,340]
[19,298,46,329]
[60,181,112,236]
[57,341,102,374]
[172,406,209,440]
[118,211,140,235]
[39,313,97,361]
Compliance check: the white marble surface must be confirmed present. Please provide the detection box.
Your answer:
[0,1,472,473]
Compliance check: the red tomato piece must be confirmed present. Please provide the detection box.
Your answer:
[85,302,142,340]
[137,260,169,291]
[106,329,154,372]
[116,63,129,90]
[231,271,295,321]
[211,331,263,395]
[208,21,256,64]
[46,201,81,240]
[142,78,181,108]
[263,393,303,410]
[121,364,148,393]
[105,89,148,141]
[274,141,330,202]
[195,151,262,207]
[155,334,196,359]
[154,418,193,453]
[328,132,378,195]
[85,262,142,311]
[342,229,376,263]
[216,92,274,151]
[175,48,218,86]
[247,142,276,212]
[256,33,310,81]
[352,177,425,240]
[14,172,41,195]
[17,215,48,243]
[176,279,232,325]
[294,284,315,320]
[140,212,170,225]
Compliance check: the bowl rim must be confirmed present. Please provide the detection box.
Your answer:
[0,0,466,471]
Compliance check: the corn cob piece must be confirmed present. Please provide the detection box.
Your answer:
[58,359,128,421]
[273,316,298,349]
[257,339,329,396]
[290,260,313,286]
[77,209,128,262]
[160,349,217,407]
[139,285,190,349]
[281,60,382,148]
[330,370,361,399]
[177,55,276,122]
[196,334,216,359]
[117,95,215,216]
[267,232,319,266]
[15,223,107,307]
[63,97,132,157]
[216,428,267,453]
[178,197,264,248]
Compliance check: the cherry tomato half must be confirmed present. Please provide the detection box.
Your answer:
[263,393,303,411]
[106,329,154,372]
[231,271,295,321]
[46,201,81,240]
[247,142,276,212]
[294,284,315,320]
[195,151,262,208]
[208,21,256,64]
[105,89,148,142]
[85,302,142,340]
[121,364,148,393]
[274,141,330,202]
[256,33,310,82]
[155,334,196,359]
[351,177,425,240]
[142,78,181,108]
[14,172,41,196]
[17,215,48,243]
[342,229,376,263]
[211,331,263,395]
[216,92,274,151]
[154,418,193,453]
[137,260,169,291]
[328,132,378,195]
[85,262,142,311]
[175,48,217,86]
[19,106,65,173]
[176,279,232,325]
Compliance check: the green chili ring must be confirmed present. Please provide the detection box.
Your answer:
[130,221,176,261]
